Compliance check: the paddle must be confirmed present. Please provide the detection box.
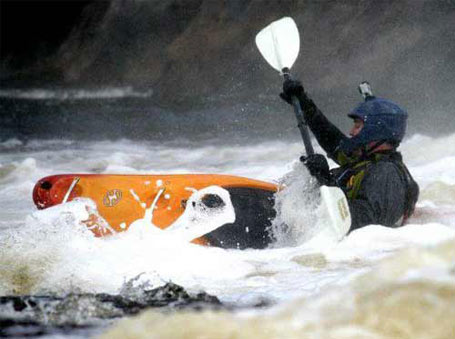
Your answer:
[255,17,314,155]
[255,17,351,241]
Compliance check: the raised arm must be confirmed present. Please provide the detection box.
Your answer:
[280,79,348,162]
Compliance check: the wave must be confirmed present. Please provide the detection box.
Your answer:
[101,237,455,339]
[0,86,152,100]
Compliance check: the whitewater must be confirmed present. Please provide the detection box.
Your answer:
[1,132,455,338]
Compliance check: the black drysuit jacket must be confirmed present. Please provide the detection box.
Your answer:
[298,96,419,232]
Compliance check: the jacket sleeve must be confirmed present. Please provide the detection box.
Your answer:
[298,94,348,162]
[348,161,407,231]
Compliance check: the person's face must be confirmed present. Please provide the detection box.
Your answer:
[349,119,364,137]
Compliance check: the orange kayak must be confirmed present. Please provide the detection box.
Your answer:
[33,174,278,249]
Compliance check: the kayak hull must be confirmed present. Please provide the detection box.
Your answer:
[33,174,278,249]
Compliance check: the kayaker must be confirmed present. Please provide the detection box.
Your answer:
[280,80,419,231]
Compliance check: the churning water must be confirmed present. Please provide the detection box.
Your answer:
[1,109,455,337]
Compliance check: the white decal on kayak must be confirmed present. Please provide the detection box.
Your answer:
[129,189,146,209]
[129,188,165,223]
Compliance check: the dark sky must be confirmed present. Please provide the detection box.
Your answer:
[1,0,94,67]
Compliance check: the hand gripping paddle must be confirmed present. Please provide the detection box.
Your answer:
[255,17,351,241]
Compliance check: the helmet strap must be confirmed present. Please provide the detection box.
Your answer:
[358,140,388,160]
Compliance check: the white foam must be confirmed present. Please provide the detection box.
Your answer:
[270,162,322,247]
[0,190,244,296]
[1,134,454,307]
[164,186,235,242]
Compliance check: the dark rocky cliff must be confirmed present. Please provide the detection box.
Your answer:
[1,0,455,138]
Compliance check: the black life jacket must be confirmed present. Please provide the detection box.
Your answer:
[331,151,419,225]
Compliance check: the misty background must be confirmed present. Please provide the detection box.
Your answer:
[1,0,454,141]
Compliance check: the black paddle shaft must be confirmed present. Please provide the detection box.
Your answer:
[282,68,314,156]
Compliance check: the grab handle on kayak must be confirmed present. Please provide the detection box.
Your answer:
[63,177,80,203]
[147,188,166,223]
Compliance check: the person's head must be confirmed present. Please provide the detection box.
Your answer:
[340,96,408,155]
[349,118,364,138]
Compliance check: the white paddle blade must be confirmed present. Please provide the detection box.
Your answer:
[319,186,351,240]
[255,17,300,72]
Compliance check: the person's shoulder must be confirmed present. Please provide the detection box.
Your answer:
[365,156,403,179]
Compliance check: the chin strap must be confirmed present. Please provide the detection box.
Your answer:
[359,140,390,160]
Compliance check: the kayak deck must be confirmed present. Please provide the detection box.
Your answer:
[33,174,278,249]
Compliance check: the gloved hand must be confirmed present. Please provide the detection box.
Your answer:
[280,78,305,105]
[300,153,332,185]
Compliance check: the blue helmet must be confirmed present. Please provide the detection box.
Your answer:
[339,96,408,154]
